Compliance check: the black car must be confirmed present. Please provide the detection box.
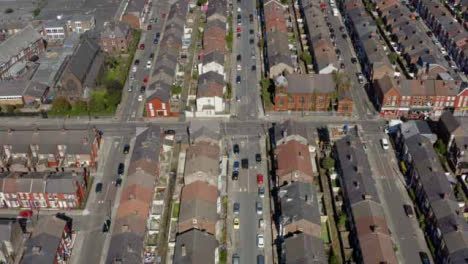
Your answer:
[249,14,254,22]
[237,14,241,20]
[153,38,159,44]
[419,252,430,264]
[255,153,261,163]
[237,32,241,38]
[342,34,348,39]
[140,85,146,93]
[249,29,254,35]
[233,144,239,154]
[351,57,358,64]
[156,32,161,38]
[95,182,103,193]
[237,54,242,61]
[165,129,176,135]
[339,26,345,32]
[232,170,239,180]
[116,178,122,186]
[123,144,130,154]
[404,204,414,217]
[330,33,335,40]
[330,28,335,33]
[102,219,111,232]
[340,62,345,69]
[252,65,256,71]
[241,158,249,169]
[150,53,154,59]
[134,59,140,65]
[335,49,341,55]
[118,163,125,175]
[249,38,254,44]
[236,75,241,83]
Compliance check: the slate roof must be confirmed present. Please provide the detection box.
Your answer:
[0,80,49,98]
[206,0,227,20]
[22,216,67,264]
[285,74,335,94]
[273,119,312,145]
[173,229,218,264]
[275,140,313,179]
[283,233,327,264]
[67,36,100,82]
[181,181,218,203]
[178,199,217,224]
[266,31,293,69]
[0,25,43,65]
[400,120,437,143]
[439,111,461,136]
[190,126,221,142]
[100,22,130,39]
[279,182,321,226]
[201,51,225,66]
[106,232,144,264]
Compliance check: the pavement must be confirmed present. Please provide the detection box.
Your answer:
[227,135,273,264]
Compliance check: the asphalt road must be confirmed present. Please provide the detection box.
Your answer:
[228,135,272,264]
[324,2,378,119]
[118,0,171,121]
[363,127,433,264]
[232,0,262,120]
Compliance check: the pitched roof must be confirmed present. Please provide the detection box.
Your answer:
[186,141,220,161]
[67,36,100,82]
[106,232,144,264]
[0,25,43,65]
[197,72,224,97]
[181,181,218,203]
[273,119,312,145]
[439,111,461,135]
[0,80,48,98]
[279,182,321,227]
[173,229,218,264]
[285,74,335,94]
[178,199,217,224]
[275,140,313,179]
[100,22,130,39]
[283,233,327,264]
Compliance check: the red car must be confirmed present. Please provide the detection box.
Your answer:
[143,77,148,85]
[139,43,145,50]
[18,210,33,218]
[147,24,152,30]
[237,26,242,33]
[257,174,263,185]
[162,13,167,19]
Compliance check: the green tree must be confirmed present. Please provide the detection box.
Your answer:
[171,85,182,95]
[197,0,207,6]
[321,156,335,170]
[338,213,347,229]
[33,8,41,17]
[300,52,313,65]
[434,139,447,156]
[105,79,123,92]
[72,100,88,113]
[388,52,398,65]
[88,91,107,113]
[52,97,71,113]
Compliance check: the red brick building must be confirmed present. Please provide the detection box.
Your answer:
[273,74,354,115]
[99,22,133,54]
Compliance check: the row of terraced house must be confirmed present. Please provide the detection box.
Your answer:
[194,0,228,116]
[343,0,468,119]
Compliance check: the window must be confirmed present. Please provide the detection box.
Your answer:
[299,96,305,103]
[288,96,293,104]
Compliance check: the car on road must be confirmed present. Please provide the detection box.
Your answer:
[146,60,152,69]
[150,53,154,59]
[237,7,241,12]
[132,66,137,73]
[139,43,145,50]
[233,161,240,171]
[233,217,240,229]
[237,64,242,71]
[419,252,430,264]
[258,218,264,228]
[232,170,239,180]
[252,65,256,71]
[234,202,240,214]
[134,59,140,65]
[115,178,122,186]
[147,24,152,30]
[233,144,239,154]
[127,85,133,92]
[351,57,358,64]
[241,158,249,169]
[257,234,264,248]
[237,54,241,61]
[237,26,241,33]
[143,77,148,85]
[258,187,265,198]
[256,153,261,162]
[249,14,254,22]
[237,32,241,38]
[95,182,103,193]
[250,29,254,35]
[256,201,262,215]
[102,219,111,232]
[257,174,263,185]
[342,34,348,39]
[123,144,130,154]
[236,75,241,84]
[357,73,364,84]
[138,94,143,101]
[249,38,254,44]
[404,204,414,217]
[381,138,389,150]
[140,85,146,93]
[232,254,240,264]
[118,163,125,175]
[153,37,159,44]
[155,32,160,38]
[257,255,265,264]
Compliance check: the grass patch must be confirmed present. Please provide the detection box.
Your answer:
[172,202,180,218]
[261,78,274,110]
[322,221,330,243]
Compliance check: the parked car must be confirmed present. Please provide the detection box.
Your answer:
[127,85,133,92]
[132,66,137,73]
[249,14,254,22]
[102,219,111,232]
[342,33,348,39]
[234,161,240,171]
[357,73,364,84]
[232,254,240,264]
[249,38,254,44]
[237,32,241,38]
[95,182,103,193]
[351,57,357,64]
[257,234,264,248]
[241,158,249,169]
[233,144,239,154]
[140,85,146,93]
[115,178,122,186]
[252,65,256,71]
[258,218,264,228]
[419,252,430,264]
[236,75,241,83]
[146,60,152,69]
[237,64,242,71]
[147,24,152,30]
[234,202,240,214]
[258,187,265,198]
[237,54,242,61]
[257,174,263,185]
[381,138,389,150]
[232,170,239,180]
[134,59,140,65]
[123,144,130,154]
[250,29,254,35]
[138,94,143,102]
[404,204,414,217]
[149,53,154,59]
[255,153,261,162]
[143,77,148,85]
[256,201,262,215]
[233,217,240,229]
[118,163,125,175]
[139,43,145,50]
[257,255,265,264]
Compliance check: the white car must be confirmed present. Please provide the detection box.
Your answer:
[257,234,264,248]
[146,60,152,69]
[237,64,241,71]
[381,138,389,150]
[237,7,241,12]
[138,95,143,102]
[132,66,137,73]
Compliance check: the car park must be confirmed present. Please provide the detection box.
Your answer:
[233,202,240,214]
[95,182,103,193]
[381,138,389,150]
[257,234,264,248]
[241,158,249,169]
[256,153,261,162]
